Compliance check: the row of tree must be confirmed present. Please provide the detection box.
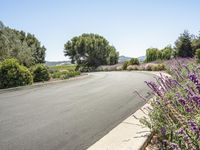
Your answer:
[0,21,46,67]
[146,46,173,62]
[146,30,200,62]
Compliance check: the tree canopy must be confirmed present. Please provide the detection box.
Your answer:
[192,32,200,53]
[64,33,119,69]
[160,45,173,60]
[145,46,174,62]
[146,48,159,62]
[0,21,46,67]
[175,30,193,57]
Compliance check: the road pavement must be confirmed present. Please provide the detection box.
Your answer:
[0,71,154,150]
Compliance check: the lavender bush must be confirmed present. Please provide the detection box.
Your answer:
[140,58,200,150]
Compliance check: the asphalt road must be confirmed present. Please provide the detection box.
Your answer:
[0,71,154,150]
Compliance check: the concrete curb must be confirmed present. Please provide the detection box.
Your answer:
[0,74,89,94]
[87,102,152,150]
[87,71,171,150]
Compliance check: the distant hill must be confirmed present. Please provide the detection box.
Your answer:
[118,55,146,63]
[45,61,71,66]
[46,56,146,66]
[138,56,146,62]
[118,55,132,63]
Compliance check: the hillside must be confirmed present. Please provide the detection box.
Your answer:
[118,55,132,63]
[45,61,71,66]
[118,55,146,63]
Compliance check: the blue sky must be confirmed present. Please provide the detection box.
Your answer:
[1,0,200,61]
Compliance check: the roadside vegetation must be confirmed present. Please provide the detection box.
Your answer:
[96,30,200,73]
[0,59,33,89]
[64,33,119,71]
[139,59,200,150]
[49,64,80,80]
[0,21,80,89]
[136,30,200,149]
[0,22,46,67]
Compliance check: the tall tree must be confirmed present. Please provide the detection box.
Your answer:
[161,45,173,60]
[107,46,119,65]
[0,21,46,66]
[192,32,200,53]
[64,33,119,69]
[146,48,158,62]
[175,30,193,57]
[26,33,46,64]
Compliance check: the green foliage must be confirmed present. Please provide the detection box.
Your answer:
[62,71,80,79]
[107,46,119,65]
[49,64,76,72]
[128,58,140,65]
[49,65,80,79]
[64,33,119,70]
[127,65,139,71]
[0,59,33,88]
[161,45,173,60]
[122,61,128,70]
[145,64,165,71]
[146,48,159,62]
[156,50,162,60]
[0,22,46,67]
[195,48,200,63]
[31,64,50,82]
[26,33,46,64]
[140,62,200,149]
[50,70,80,79]
[192,32,200,53]
[175,30,193,57]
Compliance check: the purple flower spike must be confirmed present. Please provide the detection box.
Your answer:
[188,73,200,93]
[187,120,200,139]
[161,127,166,136]
[169,142,182,150]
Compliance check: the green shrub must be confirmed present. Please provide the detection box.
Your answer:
[122,61,128,70]
[151,65,158,71]
[62,71,80,79]
[50,70,80,79]
[31,64,50,82]
[0,59,33,89]
[116,65,123,71]
[127,66,133,71]
[51,71,63,79]
[128,58,140,65]
[145,64,165,71]
[146,64,153,71]
[49,65,76,71]
[157,64,165,70]
[195,48,200,63]
[127,65,139,71]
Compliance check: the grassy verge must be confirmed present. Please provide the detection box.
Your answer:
[48,64,80,80]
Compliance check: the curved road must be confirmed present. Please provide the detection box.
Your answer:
[0,72,154,150]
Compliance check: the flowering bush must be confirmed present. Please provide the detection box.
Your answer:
[140,59,200,150]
